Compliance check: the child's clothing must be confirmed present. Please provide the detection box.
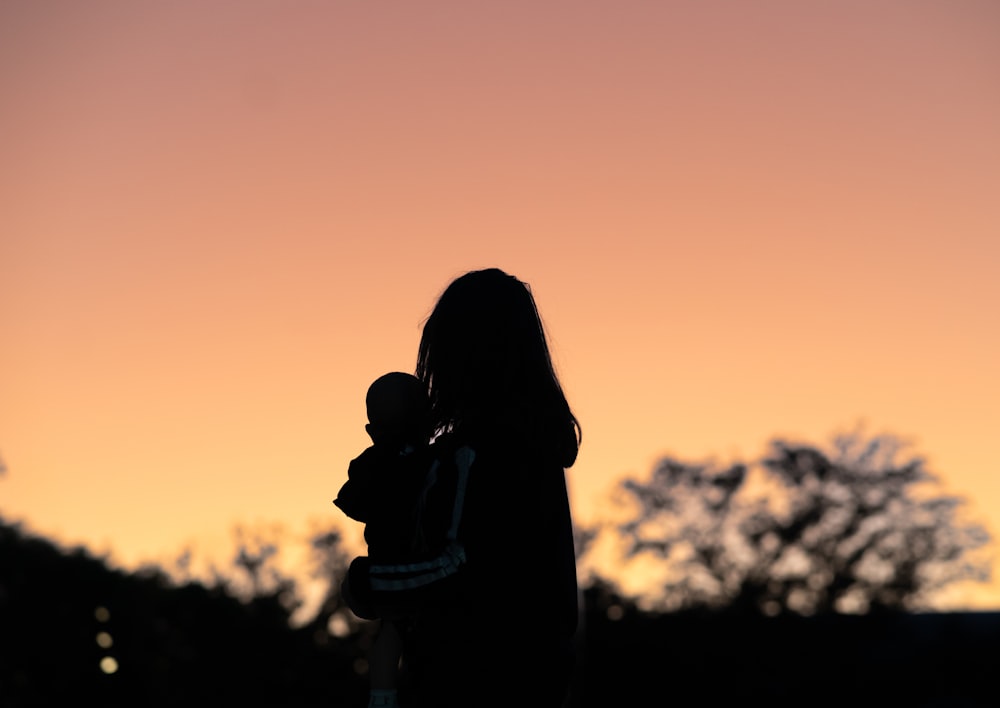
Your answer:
[334,373,435,708]
[334,443,434,561]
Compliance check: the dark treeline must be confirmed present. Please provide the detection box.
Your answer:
[0,519,368,707]
[579,580,999,707]
[3,431,998,706]
[2,518,999,707]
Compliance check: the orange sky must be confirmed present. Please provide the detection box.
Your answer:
[2,1,999,609]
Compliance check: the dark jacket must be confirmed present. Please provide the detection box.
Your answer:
[345,431,579,707]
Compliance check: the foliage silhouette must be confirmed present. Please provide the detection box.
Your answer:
[602,430,992,615]
[2,503,999,706]
[2,426,998,706]
[0,515,368,707]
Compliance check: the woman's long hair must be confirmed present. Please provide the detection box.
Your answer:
[416,268,580,466]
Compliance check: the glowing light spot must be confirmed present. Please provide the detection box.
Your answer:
[327,613,350,638]
[96,631,113,649]
[94,606,110,622]
[99,656,119,674]
[606,604,624,621]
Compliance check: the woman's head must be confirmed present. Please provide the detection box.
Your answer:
[416,268,580,464]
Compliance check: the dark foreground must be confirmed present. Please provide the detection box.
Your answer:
[577,590,999,707]
[2,523,997,707]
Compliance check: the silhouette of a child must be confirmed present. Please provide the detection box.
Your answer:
[334,371,432,708]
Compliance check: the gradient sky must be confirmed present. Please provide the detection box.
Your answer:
[2,1,998,608]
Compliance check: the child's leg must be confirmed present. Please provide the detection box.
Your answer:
[369,618,403,691]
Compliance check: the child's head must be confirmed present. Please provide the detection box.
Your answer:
[365,371,431,448]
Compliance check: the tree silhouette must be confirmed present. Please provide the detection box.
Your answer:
[604,430,992,615]
[301,526,368,638]
[0,514,370,707]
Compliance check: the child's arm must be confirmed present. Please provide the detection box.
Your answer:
[333,446,391,521]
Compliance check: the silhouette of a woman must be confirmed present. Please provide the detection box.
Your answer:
[346,267,581,708]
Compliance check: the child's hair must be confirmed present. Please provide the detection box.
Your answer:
[416,268,580,464]
[365,371,430,447]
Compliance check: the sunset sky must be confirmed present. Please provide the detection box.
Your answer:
[2,1,998,609]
